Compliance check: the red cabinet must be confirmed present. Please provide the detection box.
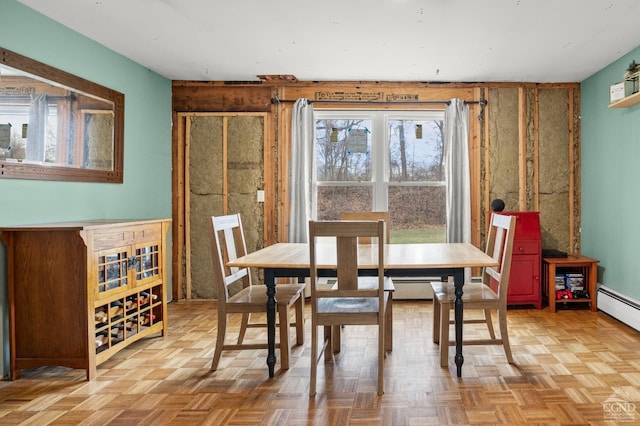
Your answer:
[492,211,542,309]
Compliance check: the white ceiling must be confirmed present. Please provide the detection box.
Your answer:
[17,0,640,83]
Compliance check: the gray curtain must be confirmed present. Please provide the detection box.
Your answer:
[444,98,470,244]
[288,98,314,243]
[25,94,49,162]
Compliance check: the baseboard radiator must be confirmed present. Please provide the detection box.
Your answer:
[315,277,435,300]
[390,277,435,300]
[597,285,640,332]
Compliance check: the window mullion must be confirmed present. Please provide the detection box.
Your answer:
[372,113,386,211]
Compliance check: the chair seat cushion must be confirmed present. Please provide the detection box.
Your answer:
[430,281,499,303]
[319,276,391,317]
[317,291,389,316]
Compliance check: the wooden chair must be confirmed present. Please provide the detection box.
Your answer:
[340,211,391,244]
[208,213,305,371]
[308,219,393,396]
[340,211,393,351]
[430,213,517,367]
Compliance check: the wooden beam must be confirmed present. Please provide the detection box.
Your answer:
[483,88,491,243]
[518,88,527,211]
[223,117,228,215]
[184,115,192,299]
[277,87,293,243]
[172,83,272,112]
[263,110,276,246]
[573,88,582,253]
[469,87,482,249]
[533,88,539,211]
[172,113,186,300]
[568,88,575,251]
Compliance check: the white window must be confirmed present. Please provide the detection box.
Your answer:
[313,110,446,243]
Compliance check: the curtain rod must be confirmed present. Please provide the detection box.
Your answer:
[0,95,76,102]
[270,97,487,106]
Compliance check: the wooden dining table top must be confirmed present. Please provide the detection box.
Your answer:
[228,242,498,270]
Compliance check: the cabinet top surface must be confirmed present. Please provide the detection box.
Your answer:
[0,218,171,232]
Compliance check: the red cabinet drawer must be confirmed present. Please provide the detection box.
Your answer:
[513,240,540,255]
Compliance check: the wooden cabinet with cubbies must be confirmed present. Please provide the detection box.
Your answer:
[0,219,171,380]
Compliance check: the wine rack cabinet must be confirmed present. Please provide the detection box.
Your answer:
[0,219,171,380]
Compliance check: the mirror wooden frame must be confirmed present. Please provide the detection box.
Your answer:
[0,47,124,183]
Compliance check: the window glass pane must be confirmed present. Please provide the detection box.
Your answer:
[0,103,57,163]
[315,118,372,182]
[313,111,446,235]
[388,119,444,182]
[316,186,372,220]
[388,185,446,243]
[97,251,129,292]
[136,245,160,280]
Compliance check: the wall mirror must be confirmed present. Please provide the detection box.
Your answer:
[0,47,124,183]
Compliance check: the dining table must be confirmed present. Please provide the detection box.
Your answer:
[227,242,498,378]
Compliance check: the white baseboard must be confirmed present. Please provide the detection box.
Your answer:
[392,277,434,300]
[313,277,435,300]
[597,285,640,332]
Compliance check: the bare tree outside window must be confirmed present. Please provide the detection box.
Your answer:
[315,118,370,182]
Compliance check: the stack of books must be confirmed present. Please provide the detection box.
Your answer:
[554,272,589,299]
[555,274,566,290]
[565,273,584,292]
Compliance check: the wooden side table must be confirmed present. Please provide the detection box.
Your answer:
[543,254,599,313]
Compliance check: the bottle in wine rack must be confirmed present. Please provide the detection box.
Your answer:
[95,331,109,347]
[110,300,124,318]
[95,310,108,325]
[141,291,159,301]
[140,313,156,326]
[125,317,138,332]
[111,323,124,337]
[138,292,149,306]
[125,295,137,311]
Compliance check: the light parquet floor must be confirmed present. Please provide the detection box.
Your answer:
[1,299,639,425]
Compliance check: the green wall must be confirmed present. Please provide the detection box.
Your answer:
[581,45,640,301]
[0,1,172,374]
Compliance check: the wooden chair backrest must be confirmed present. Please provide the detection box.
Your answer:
[340,211,390,244]
[208,213,251,303]
[309,220,385,300]
[483,213,516,306]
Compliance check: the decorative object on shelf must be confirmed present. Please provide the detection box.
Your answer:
[542,249,567,258]
[624,60,640,96]
[610,82,626,103]
[556,289,573,300]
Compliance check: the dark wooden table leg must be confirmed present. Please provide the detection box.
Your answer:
[264,268,276,378]
[454,269,465,377]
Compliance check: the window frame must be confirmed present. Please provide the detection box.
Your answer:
[312,109,446,220]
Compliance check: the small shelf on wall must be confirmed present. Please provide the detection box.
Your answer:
[609,91,640,108]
